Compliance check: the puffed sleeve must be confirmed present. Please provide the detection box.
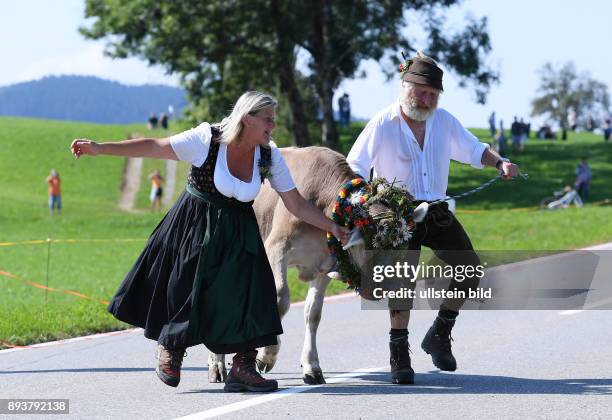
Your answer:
[267,142,296,192]
[169,122,212,167]
[447,112,489,169]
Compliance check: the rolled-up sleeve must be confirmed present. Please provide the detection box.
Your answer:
[449,116,489,169]
[268,144,296,192]
[346,118,380,178]
[169,122,212,167]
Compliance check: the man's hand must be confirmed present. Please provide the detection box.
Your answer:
[500,161,519,179]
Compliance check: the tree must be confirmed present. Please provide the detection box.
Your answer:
[531,62,610,136]
[295,0,498,148]
[81,0,498,149]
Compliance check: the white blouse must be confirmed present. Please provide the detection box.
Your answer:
[347,102,489,201]
[169,122,296,202]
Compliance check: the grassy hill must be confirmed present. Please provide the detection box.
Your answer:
[1,117,611,347]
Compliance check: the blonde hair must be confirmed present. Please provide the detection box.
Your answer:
[218,91,278,144]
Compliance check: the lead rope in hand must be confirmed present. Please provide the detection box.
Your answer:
[430,171,529,205]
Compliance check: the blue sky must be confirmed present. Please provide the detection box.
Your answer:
[2,0,611,128]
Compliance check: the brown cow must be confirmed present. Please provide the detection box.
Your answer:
[208,146,359,385]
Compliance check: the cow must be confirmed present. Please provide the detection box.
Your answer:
[207,146,360,385]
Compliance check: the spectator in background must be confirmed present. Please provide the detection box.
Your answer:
[519,118,527,150]
[338,93,351,127]
[567,109,577,131]
[46,169,62,216]
[148,169,165,212]
[148,112,159,130]
[574,157,592,201]
[494,128,507,155]
[488,111,496,137]
[586,115,595,132]
[160,113,169,130]
[511,117,522,150]
[603,119,611,142]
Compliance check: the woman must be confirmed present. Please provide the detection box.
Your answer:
[70,91,348,393]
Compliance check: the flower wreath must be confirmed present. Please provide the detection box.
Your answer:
[326,177,418,292]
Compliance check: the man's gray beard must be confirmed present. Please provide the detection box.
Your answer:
[401,98,436,122]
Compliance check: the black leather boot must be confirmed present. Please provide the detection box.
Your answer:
[421,316,457,371]
[389,338,415,384]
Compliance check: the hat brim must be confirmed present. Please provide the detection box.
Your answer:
[402,73,443,91]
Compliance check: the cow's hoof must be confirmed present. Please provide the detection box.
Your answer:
[208,365,227,383]
[303,370,326,385]
[256,358,276,373]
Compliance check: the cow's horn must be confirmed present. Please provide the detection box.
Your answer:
[413,202,429,222]
[342,229,365,250]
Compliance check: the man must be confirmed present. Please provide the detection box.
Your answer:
[574,157,592,201]
[510,116,522,149]
[346,51,519,384]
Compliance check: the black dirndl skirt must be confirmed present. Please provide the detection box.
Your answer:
[107,185,283,353]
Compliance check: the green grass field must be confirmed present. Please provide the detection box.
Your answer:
[1,116,611,348]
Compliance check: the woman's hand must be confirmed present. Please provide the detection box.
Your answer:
[70,139,99,159]
[330,223,350,245]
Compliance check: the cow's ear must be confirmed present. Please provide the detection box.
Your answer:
[413,202,429,223]
[342,229,364,250]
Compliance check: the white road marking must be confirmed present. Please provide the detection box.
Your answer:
[0,328,142,355]
[173,366,386,420]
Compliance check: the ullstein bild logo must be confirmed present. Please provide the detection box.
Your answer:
[358,250,612,311]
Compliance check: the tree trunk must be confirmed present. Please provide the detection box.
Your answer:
[318,82,338,150]
[312,0,339,149]
[270,0,310,147]
[278,61,311,147]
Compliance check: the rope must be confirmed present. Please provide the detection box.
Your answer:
[432,171,529,205]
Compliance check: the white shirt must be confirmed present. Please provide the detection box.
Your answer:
[346,101,489,201]
[169,122,296,202]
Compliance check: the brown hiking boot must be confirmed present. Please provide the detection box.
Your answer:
[224,350,278,392]
[155,344,186,387]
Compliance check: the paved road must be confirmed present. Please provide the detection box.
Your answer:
[1,293,611,419]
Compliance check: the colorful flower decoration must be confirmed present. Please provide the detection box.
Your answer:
[327,177,419,292]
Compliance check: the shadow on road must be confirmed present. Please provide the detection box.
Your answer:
[314,372,612,395]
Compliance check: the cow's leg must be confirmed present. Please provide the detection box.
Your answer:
[256,239,290,373]
[301,273,330,384]
[208,352,226,383]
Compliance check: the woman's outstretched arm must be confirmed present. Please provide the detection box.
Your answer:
[70,137,178,160]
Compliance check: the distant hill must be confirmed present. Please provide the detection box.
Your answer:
[0,75,187,124]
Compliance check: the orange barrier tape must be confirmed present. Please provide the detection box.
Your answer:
[0,270,109,306]
[0,238,146,247]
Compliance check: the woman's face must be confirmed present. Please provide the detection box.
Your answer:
[244,107,276,145]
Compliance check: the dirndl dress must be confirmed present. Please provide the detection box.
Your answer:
[107,130,283,353]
